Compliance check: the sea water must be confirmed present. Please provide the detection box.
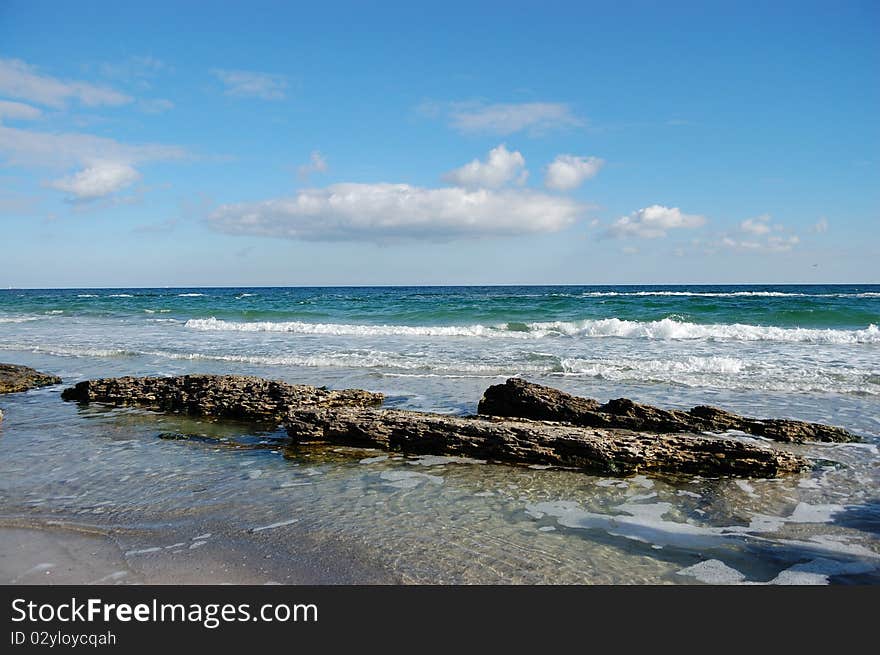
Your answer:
[0,285,878,583]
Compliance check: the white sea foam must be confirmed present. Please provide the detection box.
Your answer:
[185,316,509,338]
[178,293,206,297]
[184,316,880,345]
[677,559,746,584]
[108,294,134,298]
[248,518,299,533]
[560,355,745,376]
[529,318,880,344]
[0,344,138,358]
[787,503,846,524]
[0,316,42,323]
[0,338,875,395]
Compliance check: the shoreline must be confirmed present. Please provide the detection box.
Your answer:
[0,517,401,585]
[1,334,877,585]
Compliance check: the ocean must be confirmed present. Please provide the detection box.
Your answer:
[1,285,878,583]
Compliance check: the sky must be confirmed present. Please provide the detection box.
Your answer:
[0,0,877,287]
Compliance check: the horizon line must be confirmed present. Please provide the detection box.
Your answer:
[3,282,879,291]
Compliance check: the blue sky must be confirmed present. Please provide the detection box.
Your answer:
[0,0,877,287]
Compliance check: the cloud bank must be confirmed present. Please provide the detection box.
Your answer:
[208,183,582,242]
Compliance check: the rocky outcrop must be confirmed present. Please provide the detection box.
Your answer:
[0,363,62,394]
[61,374,383,422]
[478,378,859,443]
[57,373,837,476]
[285,407,807,477]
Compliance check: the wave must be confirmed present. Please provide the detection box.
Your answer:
[0,344,139,358]
[185,316,880,344]
[177,293,206,297]
[560,355,747,376]
[107,294,134,298]
[2,342,875,395]
[185,317,508,338]
[555,356,878,395]
[0,316,42,324]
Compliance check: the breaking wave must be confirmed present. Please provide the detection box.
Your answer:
[185,316,880,344]
[0,316,43,324]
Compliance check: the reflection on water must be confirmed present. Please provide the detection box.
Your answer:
[0,351,878,584]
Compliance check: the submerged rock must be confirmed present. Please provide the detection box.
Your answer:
[478,378,859,443]
[61,374,383,422]
[0,363,62,394]
[285,407,807,478]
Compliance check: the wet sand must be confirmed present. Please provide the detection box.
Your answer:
[0,520,400,585]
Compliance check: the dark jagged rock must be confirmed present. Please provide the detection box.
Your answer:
[0,363,62,394]
[61,374,383,423]
[478,378,859,444]
[285,407,807,478]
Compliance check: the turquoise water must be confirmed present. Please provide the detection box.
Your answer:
[3,284,879,328]
[2,285,879,396]
[1,285,878,584]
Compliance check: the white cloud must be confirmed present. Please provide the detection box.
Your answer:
[442,144,527,189]
[426,101,583,135]
[606,205,707,239]
[297,150,328,179]
[212,69,288,100]
[739,214,772,235]
[0,99,42,121]
[0,124,186,168]
[721,234,800,252]
[715,216,802,252]
[208,183,582,242]
[0,58,132,109]
[544,154,603,190]
[811,217,829,233]
[49,161,141,201]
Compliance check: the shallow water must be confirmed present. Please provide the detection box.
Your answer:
[0,285,878,584]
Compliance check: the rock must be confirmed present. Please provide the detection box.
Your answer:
[61,374,383,423]
[0,363,62,394]
[285,407,807,478]
[478,378,858,443]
